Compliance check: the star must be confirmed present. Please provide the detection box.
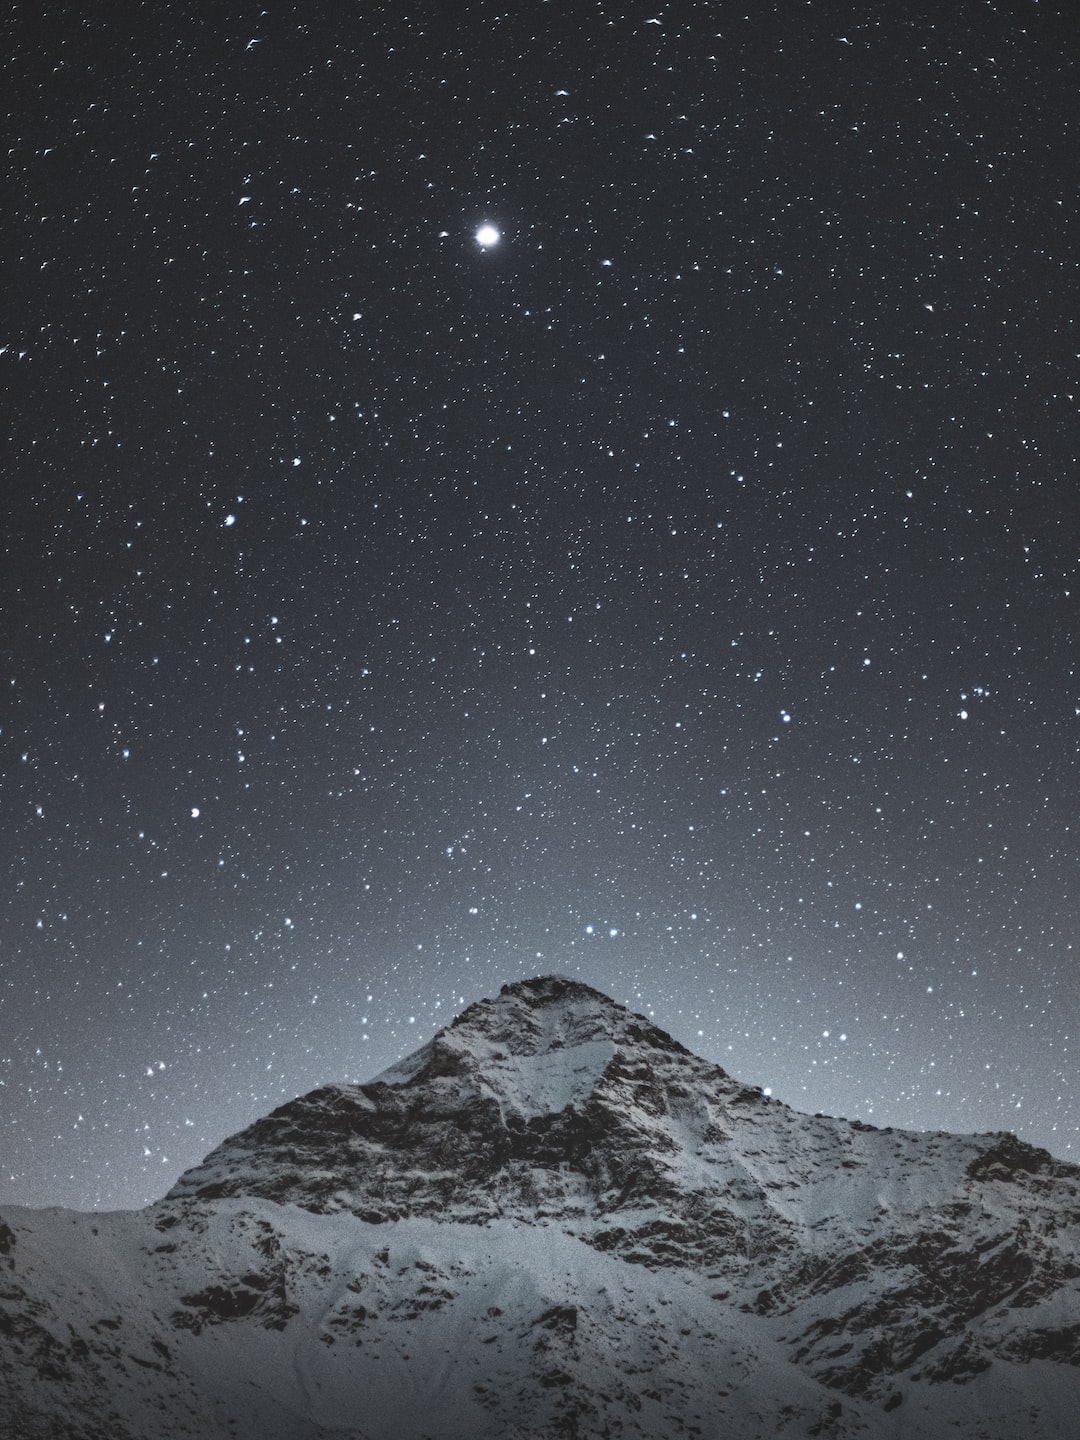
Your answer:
[4,0,1076,1214]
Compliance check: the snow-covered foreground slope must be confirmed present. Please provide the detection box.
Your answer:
[2,976,1079,1439]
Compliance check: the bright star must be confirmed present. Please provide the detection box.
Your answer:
[475,224,500,248]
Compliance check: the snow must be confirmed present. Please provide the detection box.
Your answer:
[3,977,1079,1439]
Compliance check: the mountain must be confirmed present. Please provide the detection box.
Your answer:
[2,975,1078,1438]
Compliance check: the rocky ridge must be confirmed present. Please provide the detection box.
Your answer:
[2,975,1079,1438]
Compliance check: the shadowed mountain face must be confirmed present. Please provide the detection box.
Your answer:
[3,977,1079,1439]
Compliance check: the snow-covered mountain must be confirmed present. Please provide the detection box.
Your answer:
[2,975,1078,1438]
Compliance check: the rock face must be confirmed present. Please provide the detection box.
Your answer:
[2,975,1079,1439]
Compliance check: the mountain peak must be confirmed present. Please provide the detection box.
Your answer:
[502,972,608,1001]
[8,978,1080,1439]
[488,973,695,1055]
[167,975,721,1217]
[372,973,695,1091]
[456,972,673,1047]
[166,978,1071,1249]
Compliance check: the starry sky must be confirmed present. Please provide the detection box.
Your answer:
[4,0,1079,1211]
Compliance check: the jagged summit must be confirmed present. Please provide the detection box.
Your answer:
[165,974,730,1220]
[370,973,700,1093]
[164,975,1066,1250]
[389,972,694,1059]
[5,977,1080,1440]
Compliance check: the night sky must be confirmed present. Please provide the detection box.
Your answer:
[4,0,1079,1212]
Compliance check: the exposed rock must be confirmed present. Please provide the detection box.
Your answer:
[2,976,1078,1439]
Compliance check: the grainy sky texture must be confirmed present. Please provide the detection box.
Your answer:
[4,0,1079,1210]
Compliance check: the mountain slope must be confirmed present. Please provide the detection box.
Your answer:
[2,976,1078,1438]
